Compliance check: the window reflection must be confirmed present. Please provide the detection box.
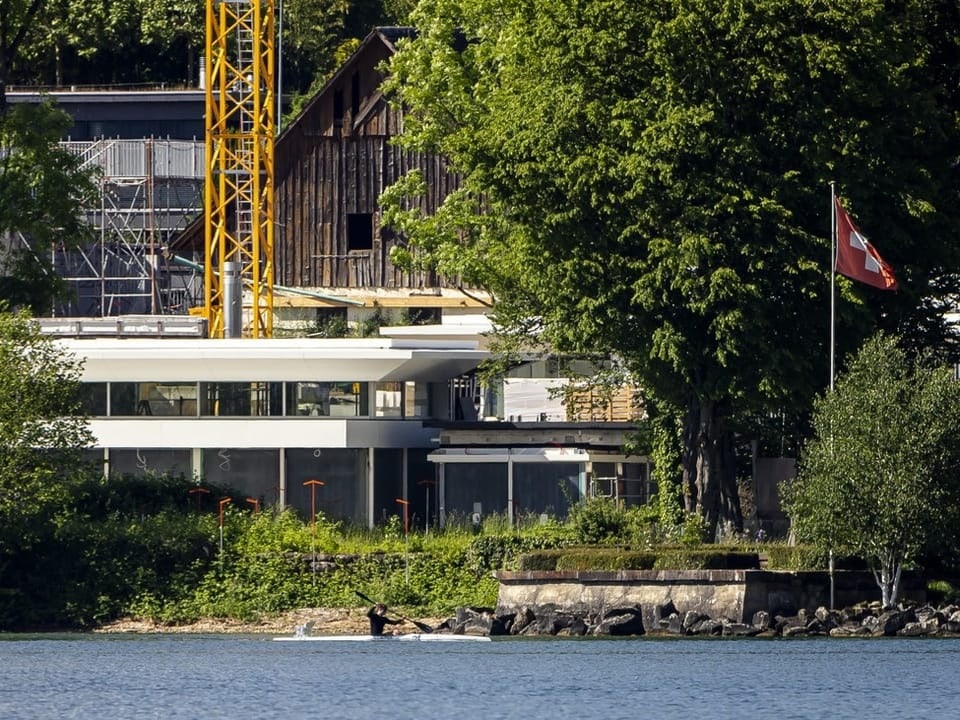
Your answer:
[375,381,402,417]
[79,382,107,416]
[108,382,198,416]
[287,382,368,417]
[89,381,371,417]
[200,382,282,416]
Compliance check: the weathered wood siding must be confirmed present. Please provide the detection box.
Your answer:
[276,138,458,288]
[274,32,460,290]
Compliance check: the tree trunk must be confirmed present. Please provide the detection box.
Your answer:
[187,41,195,88]
[681,395,743,540]
[875,551,903,610]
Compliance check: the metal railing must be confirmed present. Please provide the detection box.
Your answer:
[61,138,205,179]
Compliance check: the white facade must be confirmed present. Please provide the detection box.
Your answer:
[58,335,488,528]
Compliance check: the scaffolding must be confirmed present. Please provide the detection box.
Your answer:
[204,0,276,338]
[54,138,205,317]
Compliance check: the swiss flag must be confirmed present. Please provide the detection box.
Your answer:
[834,198,898,291]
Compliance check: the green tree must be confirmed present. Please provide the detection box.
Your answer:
[139,0,205,87]
[784,334,960,608]
[381,0,960,538]
[0,102,97,313]
[0,0,46,112]
[0,309,94,602]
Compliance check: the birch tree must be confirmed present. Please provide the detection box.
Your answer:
[785,334,960,608]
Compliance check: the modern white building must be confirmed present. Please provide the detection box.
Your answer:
[44,314,654,529]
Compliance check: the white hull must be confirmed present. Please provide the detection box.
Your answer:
[273,633,491,643]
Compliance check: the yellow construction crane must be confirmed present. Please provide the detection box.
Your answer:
[204,0,275,338]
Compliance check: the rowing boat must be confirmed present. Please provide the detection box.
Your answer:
[273,633,491,643]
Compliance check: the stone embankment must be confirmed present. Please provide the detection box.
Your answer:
[454,602,960,638]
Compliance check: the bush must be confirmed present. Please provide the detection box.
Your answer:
[517,547,760,572]
[761,543,828,571]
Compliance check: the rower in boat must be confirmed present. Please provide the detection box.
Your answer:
[366,603,403,636]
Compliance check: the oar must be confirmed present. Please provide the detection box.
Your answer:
[354,590,434,633]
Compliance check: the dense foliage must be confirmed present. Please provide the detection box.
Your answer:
[0,310,95,622]
[1,0,413,101]
[784,334,960,608]
[382,0,960,541]
[0,104,97,312]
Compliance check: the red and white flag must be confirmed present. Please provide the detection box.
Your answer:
[834,198,898,291]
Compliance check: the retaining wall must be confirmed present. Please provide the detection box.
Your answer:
[495,569,926,623]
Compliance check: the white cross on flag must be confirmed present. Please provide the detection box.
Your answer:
[834,198,898,291]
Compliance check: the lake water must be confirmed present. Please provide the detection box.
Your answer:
[1,634,958,719]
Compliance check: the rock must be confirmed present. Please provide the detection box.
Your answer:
[687,618,722,636]
[899,620,937,637]
[454,606,495,635]
[557,617,589,637]
[775,614,805,634]
[814,607,840,629]
[509,607,536,635]
[877,609,913,636]
[592,607,644,636]
[829,626,857,637]
[751,610,771,631]
[722,622,759,637]
[682,610,709,633]
[641,601,678,634]
[841,606,874,625]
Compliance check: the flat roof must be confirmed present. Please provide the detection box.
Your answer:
[57,337,488,383]
[8,90,205,104]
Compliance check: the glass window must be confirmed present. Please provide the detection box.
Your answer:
[108,382,199,416]
[403,381,431,418]
[109,382,139,415]
[200,382,282,416]
[109,449,193,479]
[201,448,280,503]
[375,381,402,417]
[79,382,107,416]
[139,382,198,416]
[287,382,367,417]
[286,448,368,524]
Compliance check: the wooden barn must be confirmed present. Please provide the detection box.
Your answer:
[274,26,459,292]
[171,26,473,310]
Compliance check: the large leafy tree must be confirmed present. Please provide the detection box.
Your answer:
[0,102,97,312]
[139,0,205,87]
[784,334,960,608]
[382,0,960,537]
[0,0,46,113]
[0,309,94,596]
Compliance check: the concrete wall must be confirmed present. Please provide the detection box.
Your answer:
[496,570,926,624]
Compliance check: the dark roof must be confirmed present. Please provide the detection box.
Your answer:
[375,26,417,45]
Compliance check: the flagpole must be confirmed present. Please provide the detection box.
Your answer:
[828,183,837,610]
[829,181,836,392]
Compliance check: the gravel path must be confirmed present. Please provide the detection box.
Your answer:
[93,608,447,636]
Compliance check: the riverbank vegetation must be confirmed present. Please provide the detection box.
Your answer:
[3,464,958,632]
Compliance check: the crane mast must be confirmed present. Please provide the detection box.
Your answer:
[204,0,275,338]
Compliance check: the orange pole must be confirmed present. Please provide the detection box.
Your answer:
[218,497,231,553]
[304,480,324,583]
[395,498,409,535]
[189,486,210,514]
[246,497,260,514]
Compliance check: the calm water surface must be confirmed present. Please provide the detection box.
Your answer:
[1,634,957,719]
